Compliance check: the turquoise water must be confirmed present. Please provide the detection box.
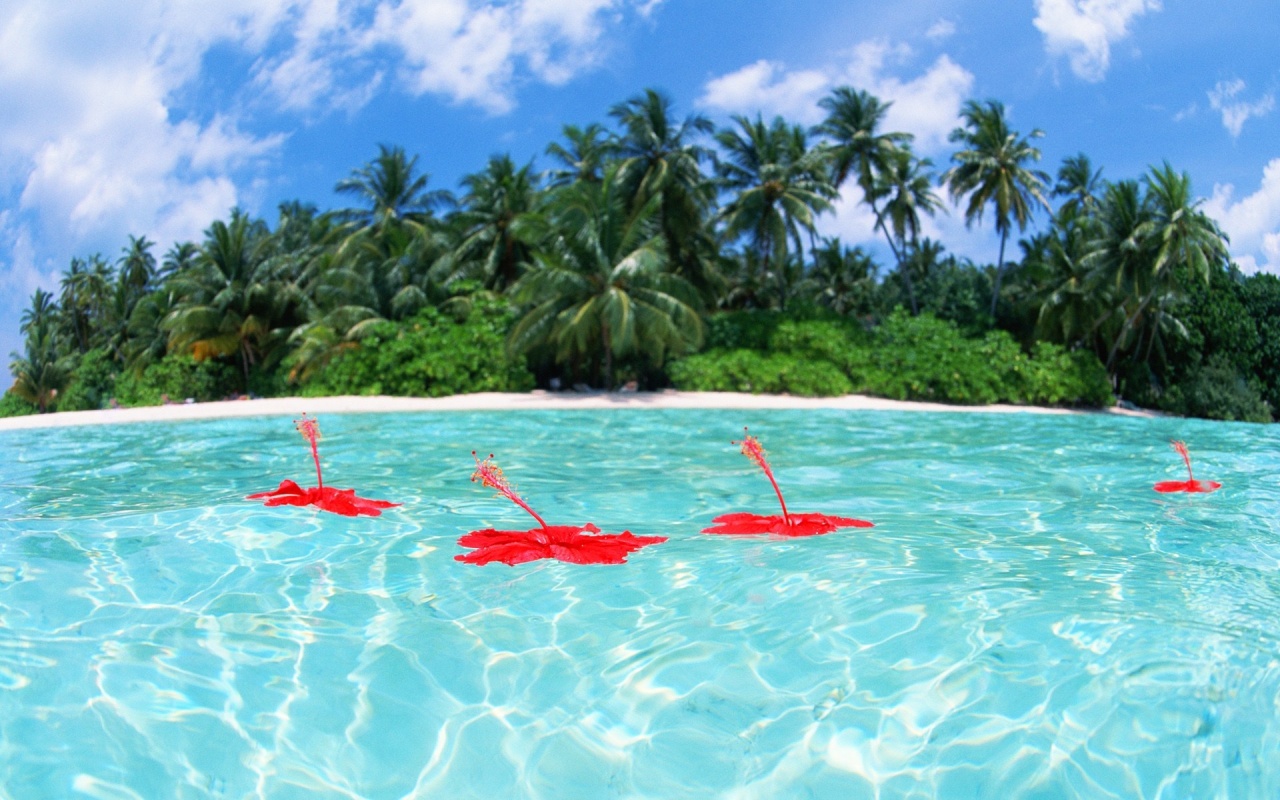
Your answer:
[1,409,1278,798]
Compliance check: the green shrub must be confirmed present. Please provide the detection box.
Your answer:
[0,390,38,417]
[115,354,239,406]
[304,302,535,397]
[1160,354,1271,423]
[705,310,789,350]
[858,311,1004,404]
[668,350,852,396]
[58,348,119,411]
[671,309,1113,408]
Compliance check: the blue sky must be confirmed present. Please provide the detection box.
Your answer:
[2,0,1279,389]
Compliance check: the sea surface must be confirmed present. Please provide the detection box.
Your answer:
[0,409,1277,798]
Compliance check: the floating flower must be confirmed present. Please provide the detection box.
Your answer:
[456,452,666,566]
[702,428,873,537]
[247,415,399,517]
[1154,440,1221,494]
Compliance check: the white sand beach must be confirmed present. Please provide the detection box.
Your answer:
[0,390,1156,431]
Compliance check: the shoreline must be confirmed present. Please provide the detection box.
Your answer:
[0,390,1157,431]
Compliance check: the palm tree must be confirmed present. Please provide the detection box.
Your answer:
[806,239,879,316]
[118,235,156,298]
[440,154,543,292]
[815,86,912,223]
[1091,165,1229,374]
[545,123,613,187]
[335,144,451,232]
[164,210,296,388]
[942,99,1051,314]
[609,89,719,297]
[715,114,835,306]
[159,242,199,284]
[1053,153,1104,221]
[9,321,68,413]
[1028,217,1107,351]
[873,148,944,313]
[19,289,59,336]
[58,256,111,355]
[1143,162,1228,287]
[508,166,704,388]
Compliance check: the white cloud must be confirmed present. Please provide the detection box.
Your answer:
[1033,0,1161,82]
[0,0,644,328]
[1203,158,1280,273]
[246,0,644,116]
[697,40,974,153]
[698,61,831,125]
[839,40,973,153]
[925,19,956,41]
[1207,79,1275,138]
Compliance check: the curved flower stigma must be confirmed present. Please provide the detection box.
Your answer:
[471,451,549,529]
[1172,440,1193,480]
[733,427,791,525]
[295,413,323,488]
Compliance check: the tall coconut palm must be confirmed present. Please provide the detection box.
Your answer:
[815,87,912,226]
[159,242,199,284]
[715,114,835,305]
[118,235,156,298]
[58,256,112,355]
[1086,179,1157,369]
[873,148,944,313]
[609,88,719,297]
[1053,153,1104,221]
[335,144,451,233]
[545,123,613,187]
[1143,162,1228,287]
[1028,216,1108,351]
[440,154,543,292]
[942,99,1051,314]
[164,210,296,387]
[806,239,879,316]
[9,321,68,413]
[1093,164,1229,373]
[19,289,59,336]
[508,166,704,388]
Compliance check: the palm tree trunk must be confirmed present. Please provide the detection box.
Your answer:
[874,214,916,314]
[989,232,1008,317]
[240,339,252,393]
[601,323,613,390]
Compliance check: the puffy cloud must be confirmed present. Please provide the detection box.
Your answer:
[0,0,644,339]
[1033,0,1161,82]
[698,61,831,125]
[1202,158,1280,273]
[838,40,973,153]
[697,39,974,154]
[1207,79,1275,139]
[925,19,956,41]
[249,0,642,115]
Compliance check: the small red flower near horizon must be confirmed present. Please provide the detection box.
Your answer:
[1154,440,1221,494]
[247,414,400,517]
[702,428,873,537]
[457,451,666,566]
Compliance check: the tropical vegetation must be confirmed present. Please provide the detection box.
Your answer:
[6,86,1273,423]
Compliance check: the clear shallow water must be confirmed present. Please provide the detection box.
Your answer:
[1,409,1278,799]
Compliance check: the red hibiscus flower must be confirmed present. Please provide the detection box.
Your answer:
[1154,440,1221,494]
[247,415,399,517]
[702,428,873,537]
[456,452,666,566]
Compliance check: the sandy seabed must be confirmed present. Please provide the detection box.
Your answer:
[0,390,1155,432]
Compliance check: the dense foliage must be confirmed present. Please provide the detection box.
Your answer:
[301,302,534,397]
[671,313,1112,407]
[5,86,1269,422]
